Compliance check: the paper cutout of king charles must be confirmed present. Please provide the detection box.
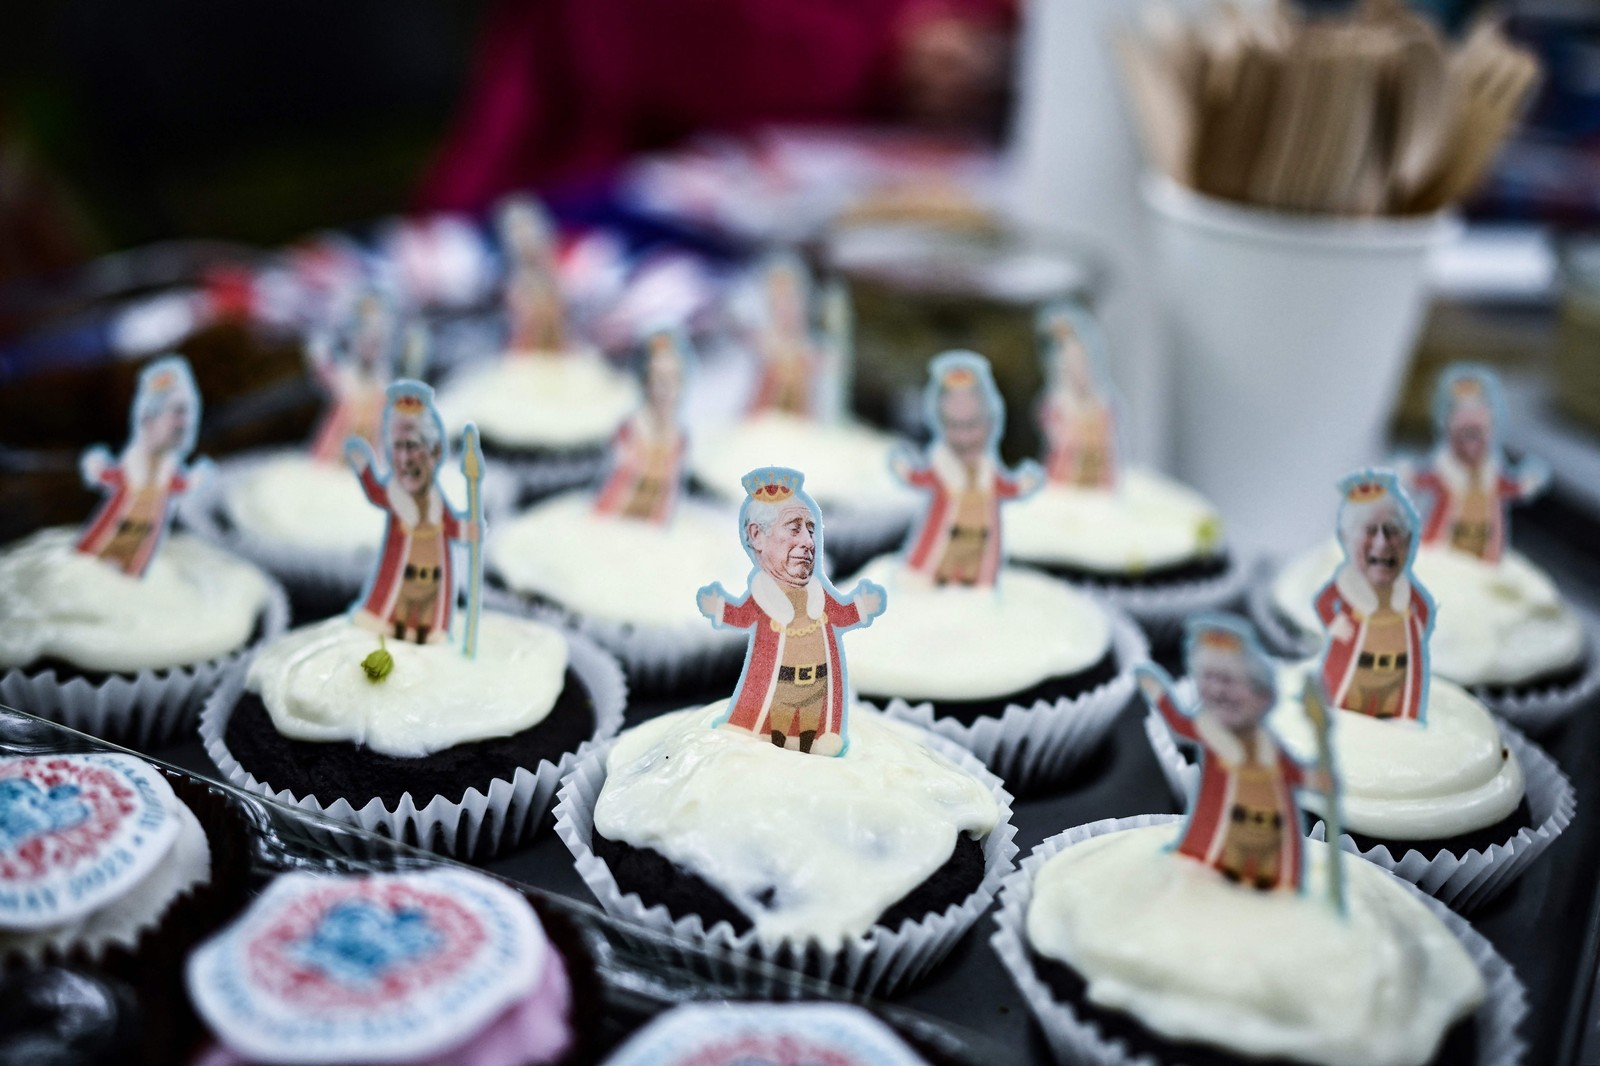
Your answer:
[1407,364,1547,563]
[345,381,481,644]
[893,350,1043,588]
[76,354,208,578]
[1139,616,1332,892]
[749,253,824,418]
[592,327,690,524]
[1037,302,1120,491]
[1314,470,1435,722]
[697,467,886,757]
[498,195,567,354]
[307,290,398,462]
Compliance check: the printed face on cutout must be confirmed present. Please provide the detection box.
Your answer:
[1346,500,1411,592]
[1196,654,1273,733]
[939,386,991,465]
[750,502,816,587]
[1448,403,1492,467]
[142,397,193,455]
[389,418,439,497]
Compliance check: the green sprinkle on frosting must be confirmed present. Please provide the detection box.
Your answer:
[362,638,394,683]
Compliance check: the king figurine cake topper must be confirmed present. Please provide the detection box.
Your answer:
[893,351,1043,589]
[698,467,887,757]
[306,288,399,462]
[1315,469,1436,724]
[1405,364,1547,563]
[748,251,839,419]
[592,326,693,525]
[1037,301,1121,491]
[1137,615,1342,907]
[345,380,485,652]
[498,194,567,356]
[75,354,209,578]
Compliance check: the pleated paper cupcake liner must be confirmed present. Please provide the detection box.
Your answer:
[483,585,746,697]
[0,579,289,750]
[490,447,609,503]
[1143,709,1575,912]
[199,620,627,862]
[991,815,1527,1066]
[871,603,1150,793]
[551,718,1019,998]
[1059,552,1252,657]
[1246,567,1598,733]
[179,451,515,612]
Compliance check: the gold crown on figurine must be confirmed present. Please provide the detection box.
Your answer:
[1195,628,1245,653]
[1451,377,1487,401]
[742,468,802,503]
[1344,480,1388,503]
[942,367,978,389]
[391,394,426,415]
[147,369,179,392]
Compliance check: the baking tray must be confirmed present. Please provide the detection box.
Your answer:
[17,498,1600,1064]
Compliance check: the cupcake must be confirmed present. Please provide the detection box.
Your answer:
[993,817,1523,1066]
[689,253,920,573]
[1259,366,1592,729]
[1005,303,1244,652]
[848,351,1144,789]
[554,465,1015,995]
[1156,473,1572,909]
[201,380,625,859]
[0,356,287,747]
[186,867,583,1066]
[435,199,637,493]
[489,329,751,693]
[605,1003,934,1066]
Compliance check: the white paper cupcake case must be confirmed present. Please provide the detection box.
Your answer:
[869,603,1150,792]
[483,586,745,695]
[991,815,1527,1066]
[1246,567,1600,733]
[552,722,1019,998]
[1143,708,1575,912]
[198,619,627,861]
[179,451,516,602]
[0,579,289,750]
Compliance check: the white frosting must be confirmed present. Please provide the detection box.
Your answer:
[1,797,210,963]
[594,702,999,949]
[246,613,569,758]
[437,356,638,448]
[844,557,1111,701]
[488,492,751,629]
[0,527,273,673]
[1272,541,1586,687]
[1027,826,1484,1066]
[222,453,473,553]
[691,412,919,512]
[1006,467,1224,574]
[1265,662,1523,841]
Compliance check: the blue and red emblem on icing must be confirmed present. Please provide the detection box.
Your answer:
[187,869,548,1064]
[0,754,180,931]
[605,1003,930,1066]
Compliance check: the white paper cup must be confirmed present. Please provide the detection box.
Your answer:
[1143,175,1461,558]
[992,815,1526,1066]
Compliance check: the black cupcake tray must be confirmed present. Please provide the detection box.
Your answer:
[11,505,1600,1065]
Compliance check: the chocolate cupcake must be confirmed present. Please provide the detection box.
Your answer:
[992,816,1525,1066]
[186,867,583,1066]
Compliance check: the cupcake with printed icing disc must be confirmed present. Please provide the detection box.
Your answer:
[1006,305,1241,638]
[846,351,1144,789]
[992,818,1515,1066]
[204,611,623,858]
[555,701,1013,993]
[605,1003,936,1066]
[186,867,586,1066]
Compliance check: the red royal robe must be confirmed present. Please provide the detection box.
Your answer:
[902,443,1023,587]
[1040,396,1118,489]
[1154,689,1306,891]
[592,414,685,523]
[1411,449,1525,563]
[75,449,192,577]
[716,570,861,739]
[1314,566,1430,722]
[352,466,462,638]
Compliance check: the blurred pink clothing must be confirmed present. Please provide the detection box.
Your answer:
[418,0,1013,211]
